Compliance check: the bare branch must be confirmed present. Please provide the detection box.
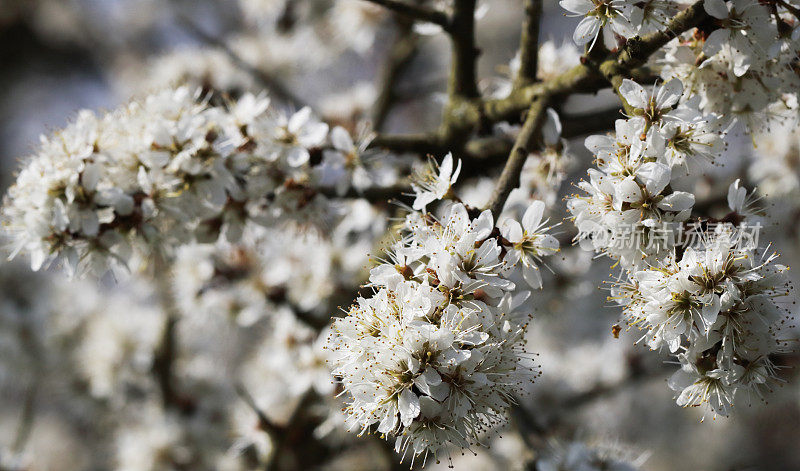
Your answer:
[370,132,447,155]
[363,0,449,29]
[515,0,543,86]
[317,183,410,202]
[486,96,550,215]
[777,0,800,20]
[151,254,182,410]
[236,383,282,436]
[447,0,481,98]
[613,0,709,70]
[371,0,709,190]
[483,64,603,124]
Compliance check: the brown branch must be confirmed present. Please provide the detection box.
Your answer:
[777,0,800,20]
[462,106,623,160]
[236,383,282,436]
[372,106,623,182]
[317,183,410,202]
[515,0,543,87]
[447,0,481,99]
[373,0,707,201]
[369,132,447,155]
[151,254,182,410]
[486,96,550,215]
[612,0,709,71]
[362,0,449,29]
[483,64,603,124]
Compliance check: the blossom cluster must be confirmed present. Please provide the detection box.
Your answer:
[568,78,723,269]
[566,72,794,414]
[658,0,800,133]
[562,0,800,132]
[613,216,793,415]
[4,0,800,467]
[1,87,392,276]
[560,0,680,48]
[327,157,559,462]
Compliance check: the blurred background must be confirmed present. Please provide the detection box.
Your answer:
[0,1,799,470]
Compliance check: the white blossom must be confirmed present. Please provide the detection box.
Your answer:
[560,0,636,48]
[328,190,558,461]
[411,153,462,211]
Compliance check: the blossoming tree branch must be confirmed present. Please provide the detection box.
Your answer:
[0,0,798,469]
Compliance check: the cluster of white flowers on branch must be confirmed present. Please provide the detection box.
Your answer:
[1,87,396,276]
[4,0,800,467]
[569,78,723,269]
[327,156,559,463]
[567,76,794,415]
[558,0,800,415]
[615,221,793,415]
[658,0,800,132]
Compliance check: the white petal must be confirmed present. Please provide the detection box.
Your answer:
[704,0,729,19]
[398,388,421,427]
[657,192,695,211]
[619,79,648,109]
[702,29,728,57]
[82,163,101,191]
[542,108,562,145]
[522,200,546,232]
[637,162,671,196]
[573,17,601,46]
[615,177,642,204]
[522,263,543,289]
[656,79,683,109]
[378,404,398,433]
[288,107,312,133]
[450,156,462,183]
[561,0,592,14]
[500,219,523,243]
[300,122,329,147]
[472,210,494,240]
[701,295,721,329]
[537,234,559,252]
[331,126,353,151]
[727,179,746,212]
[30,249,46,271]
[286,147,310,167]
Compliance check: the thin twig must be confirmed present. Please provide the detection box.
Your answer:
[265,390,318,471]
[777,0,800,21]
[236,383,282,436]
[363,0,450,29]
[151,253,181,409]
[486,96,550,215]
[317,183,410,202]
[447,0,480,99]
[370,132,447,155]
[373,0,707,170]
[515,0,543,86]
[11,316,42,455]
[613,0,709,70]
